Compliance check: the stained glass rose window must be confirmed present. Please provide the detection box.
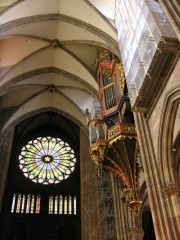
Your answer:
[18,136,76,185]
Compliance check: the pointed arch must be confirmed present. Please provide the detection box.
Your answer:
[158,85,180,185]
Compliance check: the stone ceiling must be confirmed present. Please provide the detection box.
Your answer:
[0,0,119,133]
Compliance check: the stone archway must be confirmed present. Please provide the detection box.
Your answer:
[158,85,180,186]
[157,85,180,238]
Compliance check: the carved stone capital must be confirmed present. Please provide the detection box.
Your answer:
[162,183,180,197]
[126,227,144,240]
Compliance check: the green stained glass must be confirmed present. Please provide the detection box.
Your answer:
[19,136,76,185]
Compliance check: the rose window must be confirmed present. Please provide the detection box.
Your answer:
[18,136,76,185]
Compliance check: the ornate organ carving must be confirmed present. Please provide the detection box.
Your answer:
[87,48,143,215]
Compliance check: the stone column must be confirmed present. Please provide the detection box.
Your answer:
[134,112,180,240]
[112,175,128,240]
[162,183,180,236]
[80,129,99,240]
[0,128,14,212]
[112,175,144,240]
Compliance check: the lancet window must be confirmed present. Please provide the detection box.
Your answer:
[48,195,76,215]
[11,193,41,214]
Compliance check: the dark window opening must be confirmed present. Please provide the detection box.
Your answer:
[142,211,156,240]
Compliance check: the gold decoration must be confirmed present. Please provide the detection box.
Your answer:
[89,140,107,167]
[88,118,142,215]
[105,106,117,115]
[108,123,137,143]
[90,48,142,215]
[121,101,126,121]
[128,201,143,216]
[95,48,111,67]
[102,66,112,76]
[112,63,125,95]
[123,188,134,202]
[122,188,142,215]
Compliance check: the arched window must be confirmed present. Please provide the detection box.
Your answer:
[11,193,41,214]
[10,136,78,216]
[48,195,76,215]
[1,112,81,240]
[19,136,76,185]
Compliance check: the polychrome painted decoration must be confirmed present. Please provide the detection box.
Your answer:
[19,137,76,184]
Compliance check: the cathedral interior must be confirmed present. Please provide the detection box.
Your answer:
[0,0,179,240]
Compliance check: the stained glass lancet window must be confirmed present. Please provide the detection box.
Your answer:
[11,193,41,214]
[19,136,76,185]
[48,195,77,215]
